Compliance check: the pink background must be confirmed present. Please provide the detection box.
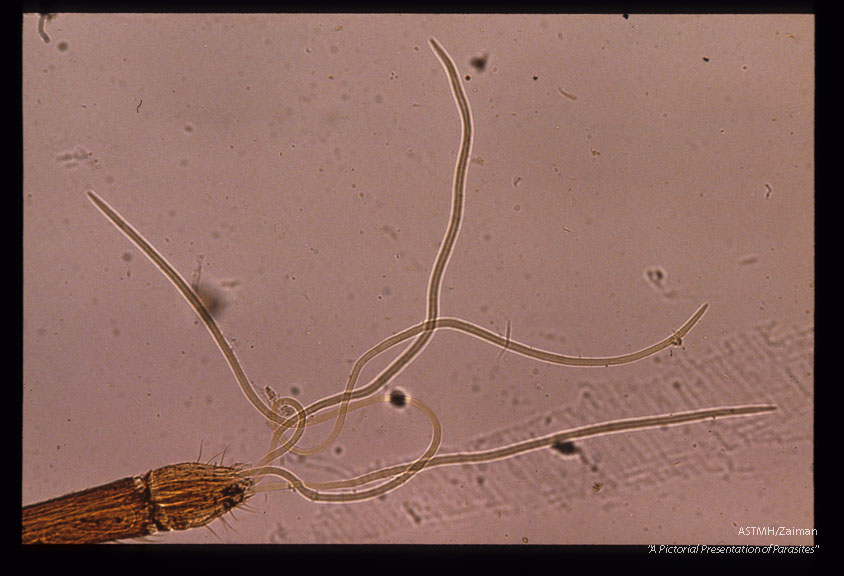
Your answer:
[23,14,813,544]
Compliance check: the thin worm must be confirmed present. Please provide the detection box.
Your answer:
[259,300,705,463]
[85,190,290,430]
[260,36,699,457]
[258,396,308,464]
[82,35,473,456]
[243,404,776,501]
[254,393,443,502]
[84,189,708,465]
[265,304,708,455]
[293,35,475,455]
[33,34,776,542]
[84,36,710,463]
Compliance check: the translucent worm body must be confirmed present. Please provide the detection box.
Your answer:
[23,35,777,543]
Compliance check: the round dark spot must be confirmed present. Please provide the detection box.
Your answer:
[121,252,132,262]
[290,385,300,396]
[389,388,407,409]
[470,54,488,73]
[57,41,69,52]
[645,265,667,288]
